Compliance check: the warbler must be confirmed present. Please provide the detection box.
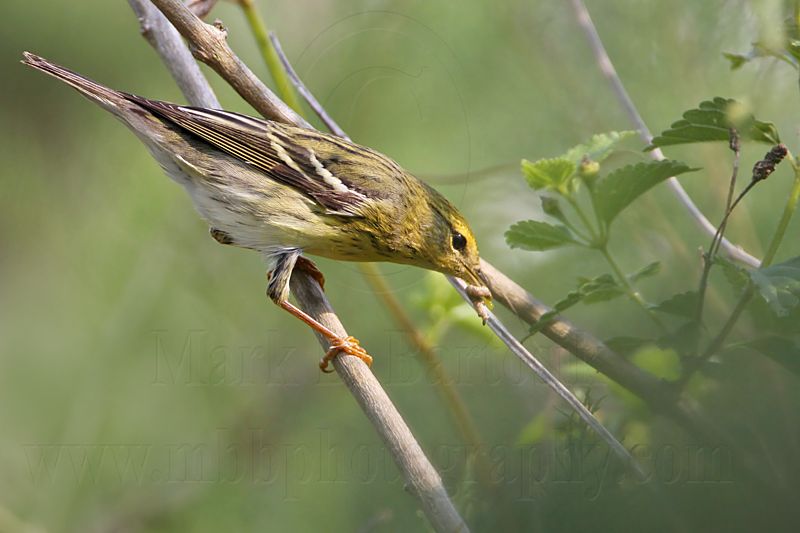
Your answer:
[22,52,491,371]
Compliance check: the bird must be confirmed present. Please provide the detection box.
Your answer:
[21,52,491,372]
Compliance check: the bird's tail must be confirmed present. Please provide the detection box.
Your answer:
[22,52,133,113]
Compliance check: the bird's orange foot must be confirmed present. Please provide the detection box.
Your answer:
[319,336,373,373]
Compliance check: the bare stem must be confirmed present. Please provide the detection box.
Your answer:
[268,31,348,138]
[568,0,760,268]
[448,276,645,479]
[695,130,741,330]
[599,246,667,331]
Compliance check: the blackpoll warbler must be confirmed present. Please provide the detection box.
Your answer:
[23,52,491,371]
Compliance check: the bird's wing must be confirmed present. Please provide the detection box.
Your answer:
[127,96,369,216]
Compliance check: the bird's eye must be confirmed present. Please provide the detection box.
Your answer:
[452,232,468,251]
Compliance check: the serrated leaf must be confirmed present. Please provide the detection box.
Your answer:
[521,157,575,191]
[713,255,750,294]
[564,131,635,165]
[593,160,698,224]
[750,256,800,317]
[648,97,780,149]
[527,274,622,335]
[577,274,625,303]
[628,261,661,283]
[506,220,579,251]
[650,291,699,318]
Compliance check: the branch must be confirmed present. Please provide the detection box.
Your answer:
[128,0,220,108]
[129,2,468,531]
[290,271,469,533]
[568,0,760,268]
[449,276,645,479]
[148,0,310,127]
[478,260,710,433]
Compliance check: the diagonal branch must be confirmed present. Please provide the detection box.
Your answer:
[128,1,468,531]
[148,0,309,127]
[568,0,760,268]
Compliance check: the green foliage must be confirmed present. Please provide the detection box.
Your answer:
[563,130,635,165]
[647,97,781,149]
[651,291,699,318]
[593,160,698,224]
[723,16,800,71]
[628,261,661,283]
[505,220,579,251]
[528,274,624,334]
[714,255,751,294]
[521,157,576,193]
[750,256,800,317]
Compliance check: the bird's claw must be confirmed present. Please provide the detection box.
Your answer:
[320,336,373,373]
[465,284,492,324]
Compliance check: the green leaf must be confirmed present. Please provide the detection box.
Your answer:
[505,220,579,251]
[714,256,751,294]
[564,131,635,165]
[650,291,699,318]
[628,261,661,283]
[647,97,781,149]
[527,274,623,335]
[750,256,800,317]
[577,274,625,303]
[593,160,698,224]
[540,196,569,224]
[521,157,575,191]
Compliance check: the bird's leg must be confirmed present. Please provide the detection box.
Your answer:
[267,251,373,373]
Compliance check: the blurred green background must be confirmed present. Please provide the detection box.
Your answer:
[2,0,799,531]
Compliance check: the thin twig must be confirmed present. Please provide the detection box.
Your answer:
[268,32,347,138]
[477,259,733,441]
[267,29,642,478]
[128,0,220,109]
[569,0,760,268]
[695,129,741,328]
[130,2,468,530]
[449,276,646,480]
